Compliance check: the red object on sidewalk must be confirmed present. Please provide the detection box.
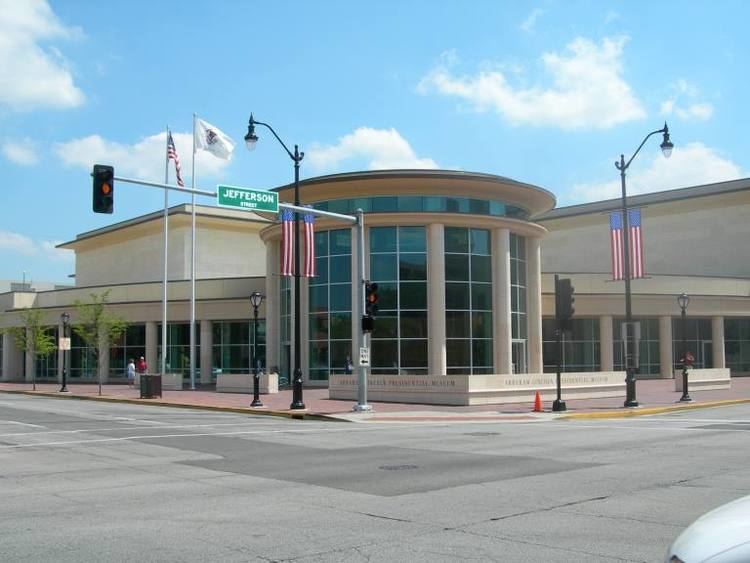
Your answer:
[533,391,543,412]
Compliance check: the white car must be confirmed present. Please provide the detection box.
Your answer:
[665,494,750,562]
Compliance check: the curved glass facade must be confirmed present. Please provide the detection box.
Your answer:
[312,195,529,220]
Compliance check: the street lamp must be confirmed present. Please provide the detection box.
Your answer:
[250,291,264,407]
[678,292,692,402]
[245,114,306,410]
[60,312,70,393]
[615,123,674,408]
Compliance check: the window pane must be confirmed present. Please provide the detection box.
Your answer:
[372,314,398,339]
[369,227,396,252]
[446,283,470,309]
[472,312,493,339]
[329,284,351,312]
[372,196,398,212]
[400,311,428,338]
[309,342,328,368]
[371,254,397,281]
[309,314,328,340]
[400,253,426,280]
[330,313,352,339]
[377,282,398,311]
[329,255,351,283]
[372,339,398,369]
[447,339,470,367]
[472,340,493,367]
[309,285,328,312]
[329,229,351,255]
[446,311,470,338]
[399,226,426,252]
[330,341,352,373]
[471,255,491,282]
[445,254,469,281]
[470,229,490,254]
[472,284,492,311]
[445,227,469,253]
[400,340,427,367]
[313,257,328,284]
[399,282,427,309]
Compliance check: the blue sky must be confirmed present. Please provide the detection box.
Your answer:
[1,0,747,284]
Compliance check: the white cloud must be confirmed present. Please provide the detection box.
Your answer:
[418,36,646,130]
[0,0,84,110]
[520,9,544,32]
[568,142,743,204]
[54,131,230,182]
[659,79,714,122]
[0,229,71,263]
[307,127,438,171]
[2,138,38,165]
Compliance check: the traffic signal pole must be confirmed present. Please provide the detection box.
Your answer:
[353,209,372,412]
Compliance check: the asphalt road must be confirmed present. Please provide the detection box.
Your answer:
[1,395,749,562]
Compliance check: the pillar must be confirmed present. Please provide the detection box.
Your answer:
[200,319,212,384]
[600,315,614,371]
[492,228,512,374]
[659,315,674,378]
[428,224,447,376]
[526,237,543,373]
[712,316,725,369]
[265,240,280,374]
[146,321,157,375]
[2,331,23,382]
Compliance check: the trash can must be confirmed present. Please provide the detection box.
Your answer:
[140,374,162,399]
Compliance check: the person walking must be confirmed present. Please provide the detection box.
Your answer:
[127,358,136,388]
[137,356,148,375]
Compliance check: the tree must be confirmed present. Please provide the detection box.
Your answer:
[73,290,128,392]
[5,309,57,387]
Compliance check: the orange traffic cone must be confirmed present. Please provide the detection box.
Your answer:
[533,391,543,412]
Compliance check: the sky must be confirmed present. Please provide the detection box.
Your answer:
[1,0,747,284]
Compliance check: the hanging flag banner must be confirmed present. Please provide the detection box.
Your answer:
[303,207,316,278]
[609,208,645,280]
[280,208,294,277]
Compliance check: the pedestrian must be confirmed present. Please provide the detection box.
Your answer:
[137,356,148,375]
[345,356,353,374]
[127,358,136,388]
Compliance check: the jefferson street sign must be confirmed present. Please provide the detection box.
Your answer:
[217,185,278,212]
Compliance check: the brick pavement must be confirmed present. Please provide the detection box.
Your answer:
[1,377,749,422]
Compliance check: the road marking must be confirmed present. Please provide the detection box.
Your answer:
[0,420,45,428]
[0,420,287,438]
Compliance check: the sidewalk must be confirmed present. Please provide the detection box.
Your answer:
[1,378,749,423]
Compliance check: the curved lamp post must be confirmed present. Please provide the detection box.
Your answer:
[250,291,264,407]
[245,114,305,410]
[60,312,70,393]
[678,292,692,402]
[616,123,674,408]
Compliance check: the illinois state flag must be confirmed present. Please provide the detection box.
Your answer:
[609,208,645,280]
[195,118,235,160]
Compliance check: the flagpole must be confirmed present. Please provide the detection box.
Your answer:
[189,114,197,390]
[162,127,170,378]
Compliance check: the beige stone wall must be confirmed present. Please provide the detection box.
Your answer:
[540,190,750,278]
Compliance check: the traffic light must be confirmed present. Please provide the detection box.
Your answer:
[555,277,575,330]
[365,282,379,317]
[92,164,114,214]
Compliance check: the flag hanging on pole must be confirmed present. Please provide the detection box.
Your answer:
[194,118,235,160]
[303,208,316,278]
[166,131,184,187]
[609,208,645,280]
[280,209,294,277]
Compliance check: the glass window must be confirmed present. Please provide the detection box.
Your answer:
[613,318,660,375]
[725,319,750,374]
[444,227,493,374]
[543,318,600,373]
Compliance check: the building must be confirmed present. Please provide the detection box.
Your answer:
[1,170,749,389]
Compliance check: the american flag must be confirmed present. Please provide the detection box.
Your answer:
[609,208,644,280]
[280,209,294,277]
[303,209,316,278]
[167,131,184,187]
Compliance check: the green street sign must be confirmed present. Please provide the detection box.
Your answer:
[217,185,278,213]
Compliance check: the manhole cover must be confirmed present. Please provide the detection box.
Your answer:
[379,464,419,471]
[463,431,499,436]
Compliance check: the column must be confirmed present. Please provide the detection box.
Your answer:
[265,240,280,374]
[24,327,33,382]
[200,319,212,384]
[427,224,447,376]
[492,228,512,374]
[600,315,614,371]
[712,316,725,369]
[146,321,157,375]
[2,331,23,381]
[526,237,543,373]
[659,315,674,378]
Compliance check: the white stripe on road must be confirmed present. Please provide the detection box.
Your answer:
[0,420,45,428]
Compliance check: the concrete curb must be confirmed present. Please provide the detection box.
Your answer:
[0,389,347,423]
[559,398,750,419]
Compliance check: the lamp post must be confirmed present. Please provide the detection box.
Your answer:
[245,114,306,410]
[678,292,692,402]
[615,123,673,408]
[250,291,264,407]
[60,312,70,393]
